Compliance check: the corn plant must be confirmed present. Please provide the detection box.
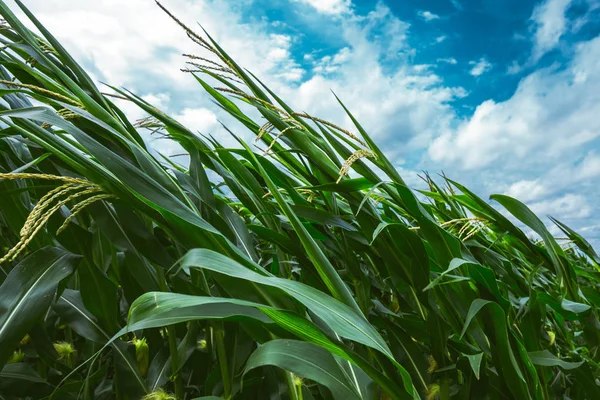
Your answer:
[0,1,599,399]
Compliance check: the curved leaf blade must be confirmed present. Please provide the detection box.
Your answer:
[176,249,393,359]
[0,247,78,368]
[244,339,361,400]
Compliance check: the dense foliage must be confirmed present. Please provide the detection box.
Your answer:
[0,1,599,399]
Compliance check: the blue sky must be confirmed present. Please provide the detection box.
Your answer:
[8,0,600,244]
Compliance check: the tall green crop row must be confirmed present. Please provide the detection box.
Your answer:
[0,1,598,399]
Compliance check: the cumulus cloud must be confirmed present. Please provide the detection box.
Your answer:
[418,10,440,21]
[575,151,600,179]
[311,47,352,74]
[529,194,591,219]
[271,3,466,162]
[8,0,600,243]
[438,57,458,65]
[506,0,575,76]
[429,36,600,170]
[9,0,466,165]
[504,179,549,202]
[172,108,218,134]
[468,57,493,76]
[292,0,351,15]
[6,0,308,94]
[530,0,573,62]
[507,60,523,75]
[481,149,600,230]
[5,0,315,150]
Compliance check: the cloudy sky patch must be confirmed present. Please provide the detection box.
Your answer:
[5,0,600,245]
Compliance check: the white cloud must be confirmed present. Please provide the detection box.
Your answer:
[438,57,458,65]
[506,0,574,77]
[5,0,600,244]
[450,0,463,11]
[7,0,305,91]
[111,94,216,156]
[293,0,351,15]
[507,60,523,75]
[435,35,447,43]
[480,149,600,219]
[271,3,465,162]
[529,194,591,219]
[513,32,528,41]
[111,93,171,123]
[412,64,433,73]
[429,36,600,170]
[418,10,440,21]
[504,179,549,202]
[312,47,351,74]
[576,152,600,179]
[5,0,467,167]
[579,223,600,233]
[173,107,218,134]
[4,0,313,151]
[530,0,573,62]
[544,151,600,185]
[468,57,493,76]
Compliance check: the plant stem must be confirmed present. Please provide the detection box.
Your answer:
[215,323,232,399]
[193,270,214,359]
[285,372,299,400]
[440,376,450,400]
[64,327,74,368]
[167,325,184,399]
[155,265,184,399]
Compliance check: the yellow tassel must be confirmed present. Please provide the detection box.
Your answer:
[8,350,24,364]
[547,330,556,346]
[426,383,440,400]
[142,389,177,400]
[427,355,438,374]
[131,337,150,377]
[0,174,114,264]
[337,150,376,183]
[53,341,76,360]
[20,334,30,346]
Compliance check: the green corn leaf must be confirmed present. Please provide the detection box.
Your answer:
[0,247,78,368]
[236,138,361,313]
[491,194,577,299]
[462,352,484,380]
[244,339,362,400]
[551,216,600,266]
[461,299,530,398]
[175,249,393,360]
[527,350,584,369]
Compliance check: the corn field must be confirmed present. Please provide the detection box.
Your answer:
[0,1,599,399]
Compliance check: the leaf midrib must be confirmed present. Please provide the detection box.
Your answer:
[0,253,67,339]
[251,351,360,398]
